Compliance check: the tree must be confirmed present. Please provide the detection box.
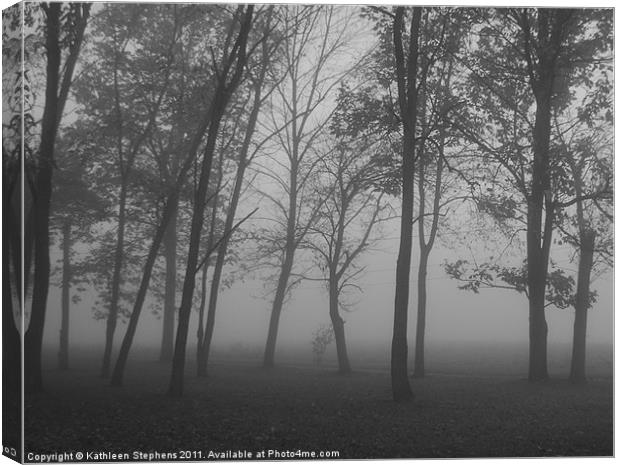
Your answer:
[409,9,470,378]
[51,138,107,370]
[447,8,612,381]
[136,6,222,363]
[390,6,421,401]
[196,6,284,376]
[168,5,254,397]
[73,4,182,377]
[110,5,254,388]
[195,133,227,374]
[304,137,388,374]
[256,5,363,368]
[552,91,613,382]
[25,2,90,392]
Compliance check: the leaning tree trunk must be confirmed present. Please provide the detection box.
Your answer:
[569,230,595,383]
[159,204,178,362]
[196,266,209,375]
[109,28,231,385]
[111,84,219,386]
[264,155,298,369]
[198,254,220,376]
[101,180,128,378]
[169,119,223,395]
[110,187,183,386]
[198,68,263,376]
[196,181,221,377]
[58,220,71,370]
[263,248,295,368]
[168,5,253,397]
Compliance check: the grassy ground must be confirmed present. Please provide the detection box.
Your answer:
[25,353,612,460]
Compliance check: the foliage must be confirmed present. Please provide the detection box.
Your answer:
[444,258,597,310]
[311,324,335,365]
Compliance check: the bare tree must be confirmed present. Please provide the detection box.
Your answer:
[304,138,389,374]
[255,5,364,368]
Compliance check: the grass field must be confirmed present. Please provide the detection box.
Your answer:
[24,344,613,460]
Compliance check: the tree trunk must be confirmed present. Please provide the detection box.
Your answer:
[25,3,61,393]
[526,185,551,382]
[109,12,236,383]
[101,180,128,378]
[390,6,421,402]
[196,180,221,377]
[110,191,182,386]
[526,94,553,383]
[198,69,263,376]
[391,144,415,401]
[159,204,177,362]
[524,8,573,382]
[569,230,595,383]
[526,90,553,381]
[263,251,294,368]
[196,266,209,376]
[169,132,218,395]
[413,249,429,378]
[329,273,351,374]
[198,253,220,376]
[58,220,71,370]
[264,149,299,369]
[168,5,253,397]
[25,3,88,392]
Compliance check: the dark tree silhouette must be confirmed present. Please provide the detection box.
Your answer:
[391,6,421,402]
[25,2,90,393]
[305,138,388,374]
[168,5,254,397]
[110,5,254,388]
[448,8,613,381]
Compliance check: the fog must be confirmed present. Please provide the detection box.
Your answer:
[41,222,613,367]
[7,3,613,460]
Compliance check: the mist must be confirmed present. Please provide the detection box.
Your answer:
[5,3,613,461]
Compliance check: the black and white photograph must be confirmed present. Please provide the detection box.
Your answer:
[2,1,614,462]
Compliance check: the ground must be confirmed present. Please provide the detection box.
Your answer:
[24,349,612,460]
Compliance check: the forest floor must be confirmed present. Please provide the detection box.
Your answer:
[25,353,613,460]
